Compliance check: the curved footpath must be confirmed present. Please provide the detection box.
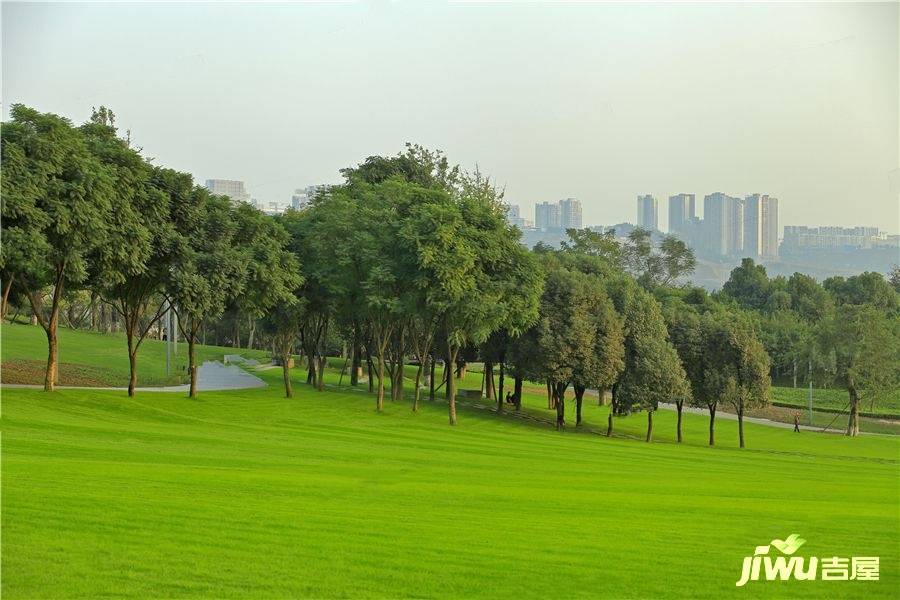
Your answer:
[2,360,266,393]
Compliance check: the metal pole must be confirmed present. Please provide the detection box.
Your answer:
[165,304,171,376]
[807,359,813,426]
[173,307,178,356]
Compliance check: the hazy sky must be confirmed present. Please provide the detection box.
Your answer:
[3,1,898,232]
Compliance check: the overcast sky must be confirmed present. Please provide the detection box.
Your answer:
[3,1,898,232]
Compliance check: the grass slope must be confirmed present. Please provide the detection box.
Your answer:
[771,386,900,417]
[1,324,270,387]
[3,361,898,599]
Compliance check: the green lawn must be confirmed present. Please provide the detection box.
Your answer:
[3,358,898,598]
[771,386,900,417]
[1,324,271,387]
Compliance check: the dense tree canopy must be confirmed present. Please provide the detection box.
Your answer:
[3,102,897,447]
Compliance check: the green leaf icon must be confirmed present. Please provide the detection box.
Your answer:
[770,534,806,555]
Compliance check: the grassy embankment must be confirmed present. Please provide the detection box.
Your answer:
[2,325,898,598]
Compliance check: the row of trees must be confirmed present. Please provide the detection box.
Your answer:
[4,104,897,441]
[716,258,900,435]
[2,105,299,395]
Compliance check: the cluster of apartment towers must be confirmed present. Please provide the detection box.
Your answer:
[639,193,779,259]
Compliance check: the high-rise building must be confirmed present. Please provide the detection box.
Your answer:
[782,225,881,251]
[559,198,583,230]
[668,193,696,233]
[504,204,532,229]
[205,179,250,204]
[535,201,561,230]
[743,194,779,258]
[636,195,658,231]
[291,184,330,211]
[703,192,743,256]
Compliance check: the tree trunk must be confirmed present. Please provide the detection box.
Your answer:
[282,354,293,398]
[392,360,403,401]
[497,361,505,412]
[30,278,63,392]
[546,379,553,409]
[1,274,14,320]
[737,408,745,448]
[513,375,523,411]
[676,400,684,443]
[350,340,361,387]
[554,381,567,430]
[45,323,59,391]
[429,357,436,401]
[413,362,423,412]
[574,384,585,425]
[456,360,466,380]
[307,359,316,386]
[128,350,138,397]
[247,316,256,350]
[316,355,325,392]
[846,383,860,437]
[606,413,613,437]
[708,404,716,446]
[376,356,385,411]
[447,344,459,425]
[646,409,653,442]
[484,361,494,400]
[366,349,374,394]
[189,335,199,398]
[126,325,139,397]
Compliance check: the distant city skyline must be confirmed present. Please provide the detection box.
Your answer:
[5,3,896,232]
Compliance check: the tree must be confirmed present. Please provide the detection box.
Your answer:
[526,267,601,429]
[0,121,50,320]
[572,280,624,426]
[81,111,172,396]
[824,272,898,311]
[620,228,696,288]
[396,167,540,425]
[889,265,900,293]
[261,299,305,398]
[786,272,832,323]
[662,300,702,442]
[166,182,244,397]
[722,258,771,310]
[1,105,114,390]
[706,316,771,448]
[815,304,900,436]
[229,204,302,351]
[607,277,690,441]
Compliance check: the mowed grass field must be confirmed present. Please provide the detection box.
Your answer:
[3,327,899,599]
[1,323,270,386]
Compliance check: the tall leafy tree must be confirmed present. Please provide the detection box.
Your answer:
[705,316,771,448]
[607,277,690,441]
[662,300,702,442]
[722,258,771,311]
[1,105,114,390]
[229,204,302,351]
[167,183,244,397]
[815,304,900,436]
[82,110,172,396]
[824,272,898,311]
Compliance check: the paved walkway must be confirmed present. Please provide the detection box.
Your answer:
[657,402,823,432]
[3,360,266,393]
